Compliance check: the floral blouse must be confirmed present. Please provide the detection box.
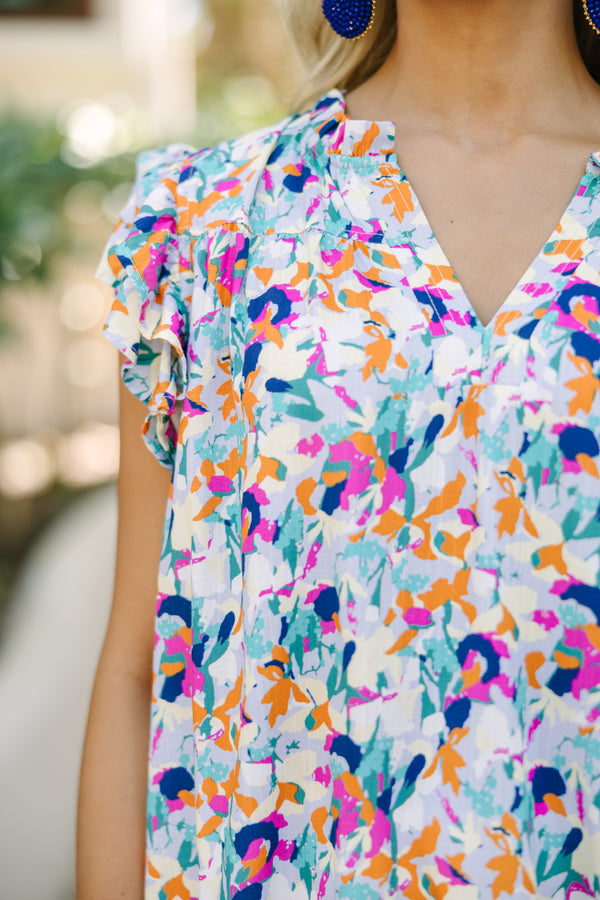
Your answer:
[96,89,600,900]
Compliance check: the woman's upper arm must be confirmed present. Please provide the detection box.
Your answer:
[101,358,172,685]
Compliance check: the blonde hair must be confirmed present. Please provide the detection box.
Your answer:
[281,0,600,114]
[281,0,397,113]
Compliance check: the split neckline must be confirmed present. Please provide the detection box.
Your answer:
[314,88,600,338]
[318,87,600,172]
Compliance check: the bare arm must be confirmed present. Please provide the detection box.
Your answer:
[76,360,172,899]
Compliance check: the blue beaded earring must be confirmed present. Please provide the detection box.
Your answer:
[583,0,600,34]
[322,0,376,41]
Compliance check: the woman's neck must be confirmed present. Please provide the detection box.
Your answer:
[347,0,600,149]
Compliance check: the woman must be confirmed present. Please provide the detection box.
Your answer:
[77,1,600,897]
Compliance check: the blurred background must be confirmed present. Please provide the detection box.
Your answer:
[0,1,303,896]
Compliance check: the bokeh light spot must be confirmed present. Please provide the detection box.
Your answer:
[0,440,56,498]
[59,283,106,332]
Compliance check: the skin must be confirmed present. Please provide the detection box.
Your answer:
[77,3,600,896]
[76,366,171,899]
[345,0,600,326]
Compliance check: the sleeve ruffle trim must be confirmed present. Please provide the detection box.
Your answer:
[95,144,195,468]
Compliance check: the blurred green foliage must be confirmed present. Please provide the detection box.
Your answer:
[0,111,129,333]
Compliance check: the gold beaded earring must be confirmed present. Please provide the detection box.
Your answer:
[322,0,377,41]
[582,0,600,35]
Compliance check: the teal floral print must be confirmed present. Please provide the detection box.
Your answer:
[96,89,600,900]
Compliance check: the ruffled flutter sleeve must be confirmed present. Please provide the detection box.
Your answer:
[95,144,194,468]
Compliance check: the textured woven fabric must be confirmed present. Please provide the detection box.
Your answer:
[96,89,600,899]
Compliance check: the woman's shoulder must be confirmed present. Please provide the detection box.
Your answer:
[134,92,340,235]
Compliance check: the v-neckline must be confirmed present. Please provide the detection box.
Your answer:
[318,88,600,337]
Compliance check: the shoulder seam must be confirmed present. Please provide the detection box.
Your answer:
[175,111,307,233]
